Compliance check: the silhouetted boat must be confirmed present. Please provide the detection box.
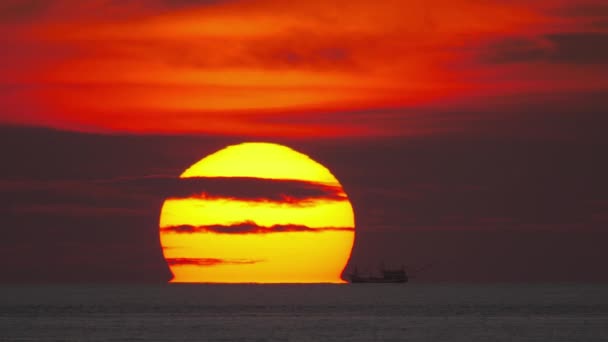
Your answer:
[348,265,408,283]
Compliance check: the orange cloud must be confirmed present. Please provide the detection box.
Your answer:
[1,0,607,136]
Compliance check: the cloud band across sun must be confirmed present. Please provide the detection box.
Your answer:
[161,222,354,234]
[163,176,348,204]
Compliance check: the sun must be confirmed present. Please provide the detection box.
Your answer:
[159,142,355,283]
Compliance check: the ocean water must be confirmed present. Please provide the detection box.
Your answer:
[1,284,607,341]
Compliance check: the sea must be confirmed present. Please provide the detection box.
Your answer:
[1,284,607,341]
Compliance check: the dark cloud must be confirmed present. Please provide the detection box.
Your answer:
[1,175,346,217]
[593,20,608,28]
[0,125,229,180]
[162,0,235,8]
[480,33,608,65]
[546,33,608,64]
[160,176,347,204]
[479,37,549,64]
[272,46,352,68]
[131,32,361,72]
[0,125,347,218]
[0,179,158,217]
[0,213,171,283]
[0,174,345,202]
[549,3,608,18]
[242,36,358,71]
[0,0,49,23]
[0,0,234,25]
[258,91,608,143]
[161,221,354,234]
[165,258,263,267]
[98,175,347,203]
[9,203,146,217]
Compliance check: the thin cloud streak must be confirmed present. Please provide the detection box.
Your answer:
[165,257,263,267]
[161,176,348,204]
[161,221,354,234]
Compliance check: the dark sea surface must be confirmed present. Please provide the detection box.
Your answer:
[1,284,607,341]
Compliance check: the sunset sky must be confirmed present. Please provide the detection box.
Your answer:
[159,143,355,283]
[1,0,607,283]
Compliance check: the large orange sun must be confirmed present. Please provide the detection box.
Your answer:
[159,142,355,283]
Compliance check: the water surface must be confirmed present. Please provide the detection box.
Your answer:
[1,284,607,341]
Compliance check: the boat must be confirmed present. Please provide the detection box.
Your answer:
[348,265,409,283]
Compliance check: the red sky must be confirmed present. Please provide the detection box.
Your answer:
[1,0,607,137]
[1,1,608,283]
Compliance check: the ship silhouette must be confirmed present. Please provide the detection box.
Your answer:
[348,265,408,283]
